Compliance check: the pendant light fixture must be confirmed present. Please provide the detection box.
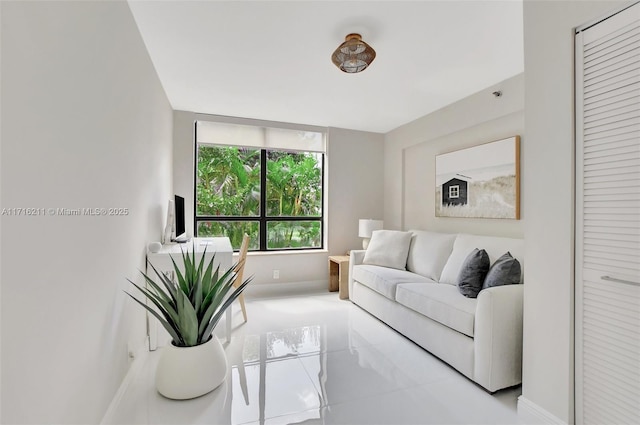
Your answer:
[331,33,376,73]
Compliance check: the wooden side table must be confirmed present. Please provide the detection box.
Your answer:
[328,255,351,300]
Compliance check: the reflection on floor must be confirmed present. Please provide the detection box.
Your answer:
[108,293,521,425]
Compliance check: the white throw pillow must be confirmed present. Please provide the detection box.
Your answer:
[363,230,413,270]
[406,230,457,281]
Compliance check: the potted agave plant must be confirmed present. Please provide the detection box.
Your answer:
[126,244,251,400]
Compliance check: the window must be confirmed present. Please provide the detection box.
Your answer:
[449,185,460,199]
[195,120,325,251]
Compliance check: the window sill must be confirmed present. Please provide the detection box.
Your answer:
[238,249,329,257]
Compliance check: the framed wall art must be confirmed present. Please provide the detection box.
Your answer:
[435,136,520,219]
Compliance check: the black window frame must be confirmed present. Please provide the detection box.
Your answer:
[193,125,325,252]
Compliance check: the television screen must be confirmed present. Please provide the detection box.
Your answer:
[174,195,186,241]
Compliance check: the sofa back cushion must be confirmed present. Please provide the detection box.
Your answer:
[363,230,413,270]
[440,233,524,285]
[406,230,457,281]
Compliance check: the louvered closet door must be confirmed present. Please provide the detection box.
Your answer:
[575,3,640,424]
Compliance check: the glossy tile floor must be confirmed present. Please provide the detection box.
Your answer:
[109,293,521,425]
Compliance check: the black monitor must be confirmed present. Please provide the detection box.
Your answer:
[173,195,187,242]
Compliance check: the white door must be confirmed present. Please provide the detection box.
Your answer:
[575,3,640,424]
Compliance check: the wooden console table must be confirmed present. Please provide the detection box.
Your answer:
[328,255,350,300]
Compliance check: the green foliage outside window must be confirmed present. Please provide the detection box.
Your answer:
[266,151,322,216]
[197,221,261,250]
[196,145,323,250]
[268,221,321,249]
[196,146,261,217]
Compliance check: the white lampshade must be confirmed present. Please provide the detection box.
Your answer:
[358,219,384,238]
[359,219,383,249]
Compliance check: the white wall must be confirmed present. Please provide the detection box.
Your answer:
[173,111,197,236]
[172,112,384,291]
[0,2,173,424]
[385,73,525,238]
[326,127,386,253]
[520,1,627,423]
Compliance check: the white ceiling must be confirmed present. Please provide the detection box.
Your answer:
[128,1,524,133]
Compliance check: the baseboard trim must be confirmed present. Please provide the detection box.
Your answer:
[243,280,326,299]
[100,337,150,425]
[517,396,567,425]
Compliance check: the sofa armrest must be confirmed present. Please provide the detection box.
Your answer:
[349,250,366,297]
[473,284,523,392]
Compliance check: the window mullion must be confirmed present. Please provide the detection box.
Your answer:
[260,149,267,251]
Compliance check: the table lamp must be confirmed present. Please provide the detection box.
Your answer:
[358,219,383,249]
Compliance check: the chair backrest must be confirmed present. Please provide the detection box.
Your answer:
[233,234,250,288]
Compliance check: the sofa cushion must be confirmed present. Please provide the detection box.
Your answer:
[352,264,434,300]
[363,230,413,270]
[482,252,522,289]
[406,230,457,281]
[440,234,524,285]
[396,282,477,337]
[457,248,490,298]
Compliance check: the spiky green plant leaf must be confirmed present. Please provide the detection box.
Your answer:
[139,273,173,305]
[202,276,253,338]
[124,292,182,344]
[177,289,199,346]
[199,260,215,313]
[146,261,177,302]
[127,279,180,326]
[170,255,188,294]
[125,241,251,347]
[197,265,243,338]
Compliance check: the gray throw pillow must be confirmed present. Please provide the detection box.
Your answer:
[482,252,521,289]
[457,248,490,298]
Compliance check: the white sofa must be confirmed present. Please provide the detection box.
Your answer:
[348,230,524,392]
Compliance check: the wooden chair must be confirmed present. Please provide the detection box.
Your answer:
[233,234,250,322]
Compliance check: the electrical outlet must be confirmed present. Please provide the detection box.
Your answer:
[273,270,280,279]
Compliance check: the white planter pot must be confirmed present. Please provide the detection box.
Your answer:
[156,335,228,400]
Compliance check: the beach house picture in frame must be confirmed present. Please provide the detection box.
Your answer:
[435,136,520,219]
